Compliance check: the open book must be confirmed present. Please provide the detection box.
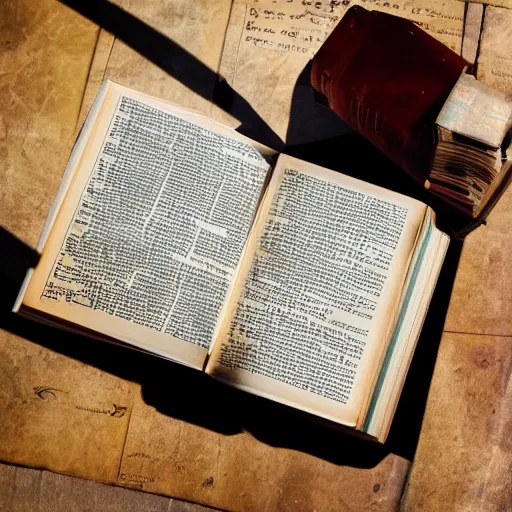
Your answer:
[15,81,449,442]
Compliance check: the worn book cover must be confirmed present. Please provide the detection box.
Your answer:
[311,6,512,235]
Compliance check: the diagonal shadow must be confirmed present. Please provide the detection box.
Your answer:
[0,228,39,285]
[60,0,284,151]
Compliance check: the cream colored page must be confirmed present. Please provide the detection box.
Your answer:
[207,155,425,425]
[213,0,465,140]
[23,83,272,368]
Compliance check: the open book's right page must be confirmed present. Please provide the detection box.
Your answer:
[206,154,426,426]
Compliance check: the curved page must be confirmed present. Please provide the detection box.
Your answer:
[207,154,425,426]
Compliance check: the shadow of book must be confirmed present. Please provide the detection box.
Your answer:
[0,0,463,469]
[1,233,460,465]
[0,228,40,286]
[60,0,284,152]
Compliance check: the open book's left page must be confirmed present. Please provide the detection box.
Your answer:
[18,81,274,369]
